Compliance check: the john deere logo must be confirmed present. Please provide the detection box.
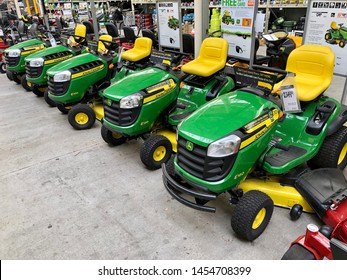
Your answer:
[186,141,194,151]
[107,99,112,106]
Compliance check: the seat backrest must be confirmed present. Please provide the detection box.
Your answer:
[83,21,94,34]
[183,33,194,54]
[331,21,338,30]
[105,22,119,38]
[98,34,113,53]
[30,22,38,37]
[198,37,228,65]
[133,37,152,52]
[74,24,87,43]
[142,29,156,42]
[123,26,136,42]
[286,44,335,101]
[121,37,152,62]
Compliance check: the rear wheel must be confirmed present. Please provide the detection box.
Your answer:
[325,33,332,40]
[6,70,13,81]
[21,75,32,91]
[339,40,345,48]
[44,90,56,107]
[101,126,126,146]
[32,85,46,97]
[140,135,172,170]
[231,190,274,241]
[308,126,347,169]
[68,104,96,130]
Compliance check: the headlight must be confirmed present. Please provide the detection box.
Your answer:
[7,49,21,57]
[53,70,71,82]
[120,93,143,109]
[29,58,44,67]
[207,134,241,158]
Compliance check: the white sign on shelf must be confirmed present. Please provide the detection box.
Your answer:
[157,1,180,49]
[304,0,347,76]
[221,0,256,60]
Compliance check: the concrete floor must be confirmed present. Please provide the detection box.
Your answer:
[0,72,346,260]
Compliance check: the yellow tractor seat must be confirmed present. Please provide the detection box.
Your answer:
[274,44,335,102]
[73,24,87,44]
[121,37,152,62]
[331,21,338,30]
[181,37,228,77]
[98,34,113,54]
[288,35,302,48]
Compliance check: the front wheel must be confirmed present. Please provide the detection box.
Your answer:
[56,104,70,114]
[32,85,46,97]
[339,40,345,48]
[68,104,96,130]
[101,126,127,146]
[231,190,274,241]
[21,74,32,91]
[44,90,56,107]
[308,126,347,169]
[0,62,6,73]
[140,135,173,170]
[6,70,13,81]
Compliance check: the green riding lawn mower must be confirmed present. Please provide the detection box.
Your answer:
[163,44,347,241]
[46,36,153,130]
[4,29,55,84]
[23,24,90,96]
[101,37,235,170]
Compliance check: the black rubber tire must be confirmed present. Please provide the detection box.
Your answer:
[325,33,331,40]
[101,126,126,146]
[140,135,173,170]
[281,244,316,260]
[308,126,347,169]
[339,40,345,48]
[68,104,96,130]
[12,73,22,84]
[290,204,303,221]
[0,62,6,73]
[319,225,333,238]
[32,85,46,97]
[56,104,70,114]
[231,190,274,241]
[165,155,176,177]
[6,70,13,81]
[44,90,56,107]
[21,74,32,91]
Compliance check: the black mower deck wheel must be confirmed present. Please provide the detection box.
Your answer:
[44,90,56,107]
[308,126,347,169]
[290,204,303,221]
[56,104,70,114]
[68,104,96,130]
[140,135,173,170]
[101,126,127,146]
[0,62,6,73]
[21,74,32,91]
[12,73,22,84]
[231,190,274,241]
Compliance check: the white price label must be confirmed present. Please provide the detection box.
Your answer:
[281,85,301,113]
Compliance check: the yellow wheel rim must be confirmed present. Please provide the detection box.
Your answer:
[252,208,266,230]
[338,143,347,165]
[74,112,89,125]
[112,132,122,139]
[153,146,166,162]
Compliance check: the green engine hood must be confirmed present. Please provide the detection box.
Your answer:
[103,67,179,100]
[46,53,101,76]
[178,90,280,147]
[25,45,71,61]
[5,39,45,52]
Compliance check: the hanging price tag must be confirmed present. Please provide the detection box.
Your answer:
[48,33,57,47]
[280,84,301,113]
